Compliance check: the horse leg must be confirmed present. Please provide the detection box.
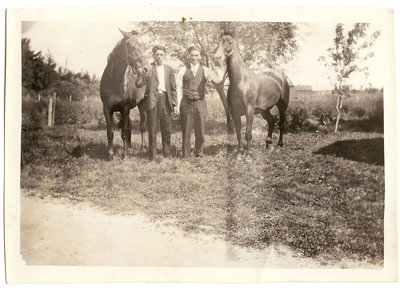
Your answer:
[231,107,242,154]
[120,106,131,159]
[277,103,287,147]
[245,105,254,155]
[261,109,275,149]
[139,108,147,151]
[127,117,132,149]
[103,106,114,161]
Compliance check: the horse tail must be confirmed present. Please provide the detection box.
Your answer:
[281,75,290,110]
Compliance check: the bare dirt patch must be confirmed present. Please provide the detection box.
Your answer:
[21,195,328,268]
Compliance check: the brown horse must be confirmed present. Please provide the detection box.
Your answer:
[100,29,152,160]
[214,34,290,153]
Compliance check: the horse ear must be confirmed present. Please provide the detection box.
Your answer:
[119,28,131,38]
[119,28,139,38]
[219,22,236,38]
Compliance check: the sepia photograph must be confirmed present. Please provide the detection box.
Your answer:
[3,3,397,284]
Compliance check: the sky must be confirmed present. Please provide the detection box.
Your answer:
[21,20,386,91]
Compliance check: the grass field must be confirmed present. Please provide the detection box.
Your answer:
[20,90,385,266]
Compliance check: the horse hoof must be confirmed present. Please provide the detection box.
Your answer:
[266,138,272,149]
[108,154,114,161]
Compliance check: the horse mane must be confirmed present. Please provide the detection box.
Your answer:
[106,38,128,78]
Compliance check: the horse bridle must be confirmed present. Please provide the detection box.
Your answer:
[224,49,234,58]
[127,53,149,87]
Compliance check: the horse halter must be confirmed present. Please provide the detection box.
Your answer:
[126,52,149,88]
[127,53,146,71]
[224,49,234,58]
[220,36,235,58]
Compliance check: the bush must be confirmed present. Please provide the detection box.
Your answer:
[49,79,100,101]
[54,99,103,126]
[21,99,47,131]
[285,104,309,132]
[310,105,336,126]
[288,90,384,132]
[352,106,366,118]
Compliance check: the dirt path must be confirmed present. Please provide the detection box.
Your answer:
[20,196,374,268]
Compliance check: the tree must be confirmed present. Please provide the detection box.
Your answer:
[40,52,60,91]
[22,38,40,91]
[22,38,100,101]
[135,21,298,133]
[319,23,380,132]
[21,38,59,93]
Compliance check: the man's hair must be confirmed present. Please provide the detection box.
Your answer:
[188,45,202,54]
[152,45,166,54]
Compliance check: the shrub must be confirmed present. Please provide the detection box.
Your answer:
[286,104,309,132]
[310,105,336,126]
[352,106,366,118]
[21,99,47,131]
[54,99,103,126]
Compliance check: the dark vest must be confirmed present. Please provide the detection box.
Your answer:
[183,65,206,100]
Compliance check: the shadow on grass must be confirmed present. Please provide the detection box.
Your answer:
[314,138,384,166]
[71,143,110,160]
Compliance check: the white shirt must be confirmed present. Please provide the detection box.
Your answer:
[176,64,223,108]
[156,64,166,93]
[190,63,200,77]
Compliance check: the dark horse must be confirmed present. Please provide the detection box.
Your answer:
[100,29,152,160]
[214,34,290,153]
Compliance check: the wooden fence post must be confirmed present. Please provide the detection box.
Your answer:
[38,94,41,102]
[52,92,57,126]
[48,95,53,127]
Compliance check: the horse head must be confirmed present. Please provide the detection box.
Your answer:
[220,35,235,57]
[119,29,152,88]
[213,34,236,67]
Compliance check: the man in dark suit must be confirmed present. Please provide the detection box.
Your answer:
[145,45,178,160]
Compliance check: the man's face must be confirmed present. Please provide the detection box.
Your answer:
[154,49,165,66]
[189,50,201,65]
